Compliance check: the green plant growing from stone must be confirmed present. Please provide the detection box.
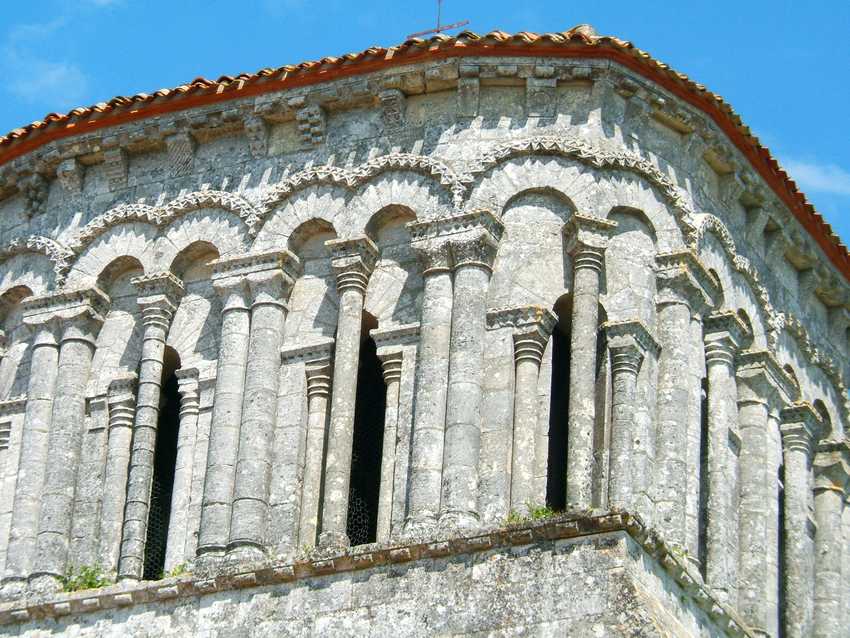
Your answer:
[161,563,189,579]
[61,565,110,593]
[504,503,558,526]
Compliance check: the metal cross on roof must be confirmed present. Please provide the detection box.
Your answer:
[406,0,469,39]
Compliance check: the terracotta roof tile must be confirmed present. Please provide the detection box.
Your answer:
[0,24,846,280]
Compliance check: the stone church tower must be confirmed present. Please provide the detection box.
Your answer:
[0,24,846,637]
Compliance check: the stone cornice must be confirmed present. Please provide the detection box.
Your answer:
[601,319,660,358]
[407,208,503,244]
[487,305,557,335]
[131,272,185,308]
[0,395,26,417]
[735,349,799,407]
[780,402,825,453]
[21,287,109,327]
[107,373,138,404]
[562,212,618,256]
[704,310,751,349]
[370,323,420,351]
[280,338,335,365]
[813,439,850,494]
[210,249,301,283]
[0,511,755,637]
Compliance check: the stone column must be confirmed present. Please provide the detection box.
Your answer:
[562,213,617,511]
[163,368,199,572]
[281,339,334,547]
[30,289,109,590]
[319,236,377,547]
[735,350,795,637]
[98,374,138,575]
[487,306,556,514]
[603,320,658,511]
[780,402,824,638]
[280,340,335,548]
[3,317,60,588]
[702,311,748,605]
[403,231,452,533]
[812,440,850,638]
[118,273,183,582]
[372,324,420,543]
[229,251,299,558]
[440,210,502,530]
[197,263,251,559]
[654,251,718,550]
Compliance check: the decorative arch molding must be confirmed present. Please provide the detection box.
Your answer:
[462,136,698,234]
[258,152,462,218]
[0,235,73,285]
[69,190,260,254]
[692,213,849,421]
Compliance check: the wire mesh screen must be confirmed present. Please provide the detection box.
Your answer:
[143,474,171,580]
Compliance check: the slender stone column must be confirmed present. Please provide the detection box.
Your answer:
[229,251,299,557]
[702,311,748,605]
[440,210,502,530]
[603,320,658,511]
[372,324,420,543]
[197,263,251,559]
[319,236,377,547]
[654,251,718,550]
[98,374,138,575]
[779,402,824,638]
[29,289,109,590]
[487,306,556,514]
[562,214,617,511]
[163,368,199,572]
[3,318,60,588]
[735,350,795,637]
[843,491,850,632]
[118,273,183,582]
[812,440,850,638]
[403,231,452,533]
[281,340,335,548]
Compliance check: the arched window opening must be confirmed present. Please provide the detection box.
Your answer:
[697,377,709,580]
[346,314,386,546]
[546,295,572,511]
[143,346,181,580]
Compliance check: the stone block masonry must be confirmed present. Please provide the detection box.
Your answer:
[0,23,847,637]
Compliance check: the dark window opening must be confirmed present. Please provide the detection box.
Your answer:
[697,377,709,580]
[143,348,181,580]
[547,321,570,511]
[346,333,386,546]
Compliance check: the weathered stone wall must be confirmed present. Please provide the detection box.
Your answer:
[0,40,847,637]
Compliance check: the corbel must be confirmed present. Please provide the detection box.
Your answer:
[102,145,128,191]
[526,75,557,118]
[243,114,269,158]
[378,89,406,130]
[20,172,48,219]
[292,98,326,147]
[457,64,480,117]
[56,157,84,194]
[164,131,196,176]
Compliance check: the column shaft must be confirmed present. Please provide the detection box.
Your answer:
[655,300,692,547]
[164,370,199,572]
[405,251,452,530]
[376,352,402,542]
[704,340,739,604]
[511,355,542,512]
[440,259,490,528]
[607,349,642,509]
[34,317,100,586]
[299,361,331,547]
[319,236,376,547]
[118,296,177,580]
[98,376,137,575]
[230,276,288,555]
[197,286,250,556]
[320,285,365,545]
[565,251,603,510]
[3,326,58,584]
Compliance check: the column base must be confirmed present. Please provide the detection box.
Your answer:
[402,515,438,541]
[225,541,266,563]
[318,530,350,550]
[28,572,62,594]
[438,510,480,534]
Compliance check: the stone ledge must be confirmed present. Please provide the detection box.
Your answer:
[0,511,754,636]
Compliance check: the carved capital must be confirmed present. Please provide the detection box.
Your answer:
[371,323,420,351]
[563,213,617,271]
[22,287,109,343]
[57,158,84,194]
[409,209,503,273]
[603,319,659,377]
[107,373,138,430]
[488,305,556,366]
[655,250,721,317]
[132,272,184,328]
[780,402,825,455]
[215,249,300,308]
[326,236,378,295]
[735,349,799,408]
[407,208,504,246]
[175,367,201,417]
[281,337,335,367]
[20,173,48,219]
[813,440,850,495]
[411,238,452,274]
[703,311,751,366]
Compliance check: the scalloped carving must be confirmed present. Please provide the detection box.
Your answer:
[0,235,73,285]
[70,191,259,254]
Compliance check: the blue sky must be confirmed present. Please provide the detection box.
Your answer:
[0,1,847,241]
